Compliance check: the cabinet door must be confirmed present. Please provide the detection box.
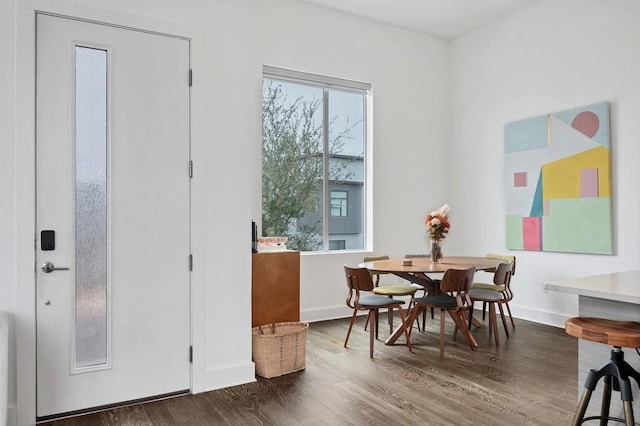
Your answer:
[251,251,300,327]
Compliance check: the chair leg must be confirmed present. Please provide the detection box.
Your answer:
[467,302,475,330]
[439,309,446,357]
[449,309,478,350]
[504,301,516,329]
[422,308,429,330]
[344,310,359,348]
[488,302,499,346]
[374,309,379,340]
[369,309,375,358]
[482,301,487,321]
[364,310,381,337]
[497,302,510,338]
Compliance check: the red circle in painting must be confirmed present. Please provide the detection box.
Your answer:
[571,111,600,138]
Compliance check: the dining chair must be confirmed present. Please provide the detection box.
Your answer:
[472,254,516,329]
[364,255,419,334]
[408,267,477,357]
[343,265,412,358]
[467,262,513,346]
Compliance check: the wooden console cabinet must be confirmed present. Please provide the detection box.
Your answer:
[251,251,300,327]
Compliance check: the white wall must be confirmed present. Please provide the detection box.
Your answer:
[254,0,452,322]
[449,0,640,326]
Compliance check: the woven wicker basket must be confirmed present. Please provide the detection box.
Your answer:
[252,322,309,378]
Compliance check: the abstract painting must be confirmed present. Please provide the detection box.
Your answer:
[504,102,612,254]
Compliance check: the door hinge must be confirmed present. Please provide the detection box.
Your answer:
[189,254,193,271]
[189,160,193,178]
[188,69,193,87]
[189,345,193,363]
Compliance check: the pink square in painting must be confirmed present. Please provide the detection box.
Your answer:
[580,168,599,197]
[514,172,527,187]
[523,216,541,251]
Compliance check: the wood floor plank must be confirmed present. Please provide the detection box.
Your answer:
[40,315,578,425]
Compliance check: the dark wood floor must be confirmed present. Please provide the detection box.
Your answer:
[41,313,578,425]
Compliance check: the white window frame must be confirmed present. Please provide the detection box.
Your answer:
[262,65,371,252]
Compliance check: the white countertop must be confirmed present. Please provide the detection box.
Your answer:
[544,270,640,305]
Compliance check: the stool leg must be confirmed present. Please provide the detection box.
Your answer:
[622,401,634,426]
[598,375,611,426]
[572,388,593,426]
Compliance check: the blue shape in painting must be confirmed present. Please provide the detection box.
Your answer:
[504,115,548,153]
[529,169,544,218]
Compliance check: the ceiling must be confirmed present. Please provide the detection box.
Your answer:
[296,0,541,39]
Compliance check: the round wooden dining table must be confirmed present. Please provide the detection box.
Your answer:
[359,256,504,345]
[360,255,502,294]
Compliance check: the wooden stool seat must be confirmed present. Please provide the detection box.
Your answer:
[565,317,640,348]
[565,317,640,426]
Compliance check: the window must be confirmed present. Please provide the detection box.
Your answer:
[262,66,369,252]
[329,240,346,250]
[330,190,348,217]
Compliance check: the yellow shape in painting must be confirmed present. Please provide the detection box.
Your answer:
[542,146,610,200]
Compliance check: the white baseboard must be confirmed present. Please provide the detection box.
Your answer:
[202,363,256,393]
[508,304,569,328]
[301,304,570,329]
[301,306,353,323]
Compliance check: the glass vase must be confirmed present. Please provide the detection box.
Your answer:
[430,239,443,264]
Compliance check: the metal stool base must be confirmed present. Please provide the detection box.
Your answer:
[572,347,640,426]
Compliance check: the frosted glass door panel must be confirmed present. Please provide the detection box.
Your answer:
[75,46,108,369]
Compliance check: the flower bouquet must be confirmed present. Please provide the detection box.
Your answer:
[425,204,450,263]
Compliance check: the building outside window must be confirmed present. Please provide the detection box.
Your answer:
[262,66,369,252]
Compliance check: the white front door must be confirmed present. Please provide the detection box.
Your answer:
[36,14,191,419]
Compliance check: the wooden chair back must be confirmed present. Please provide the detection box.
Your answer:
[345,265,375,292]
[486,253,516,277]
[493,262,512,287]
[439,267,476,310]
[344,265,375,309]
[440,266,475,293]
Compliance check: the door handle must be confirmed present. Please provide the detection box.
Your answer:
[41,262,70,273]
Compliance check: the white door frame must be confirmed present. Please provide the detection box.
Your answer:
[16,1,206,424]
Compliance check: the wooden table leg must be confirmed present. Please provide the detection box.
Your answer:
[451,311,478,349]
[385,304,423,345]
